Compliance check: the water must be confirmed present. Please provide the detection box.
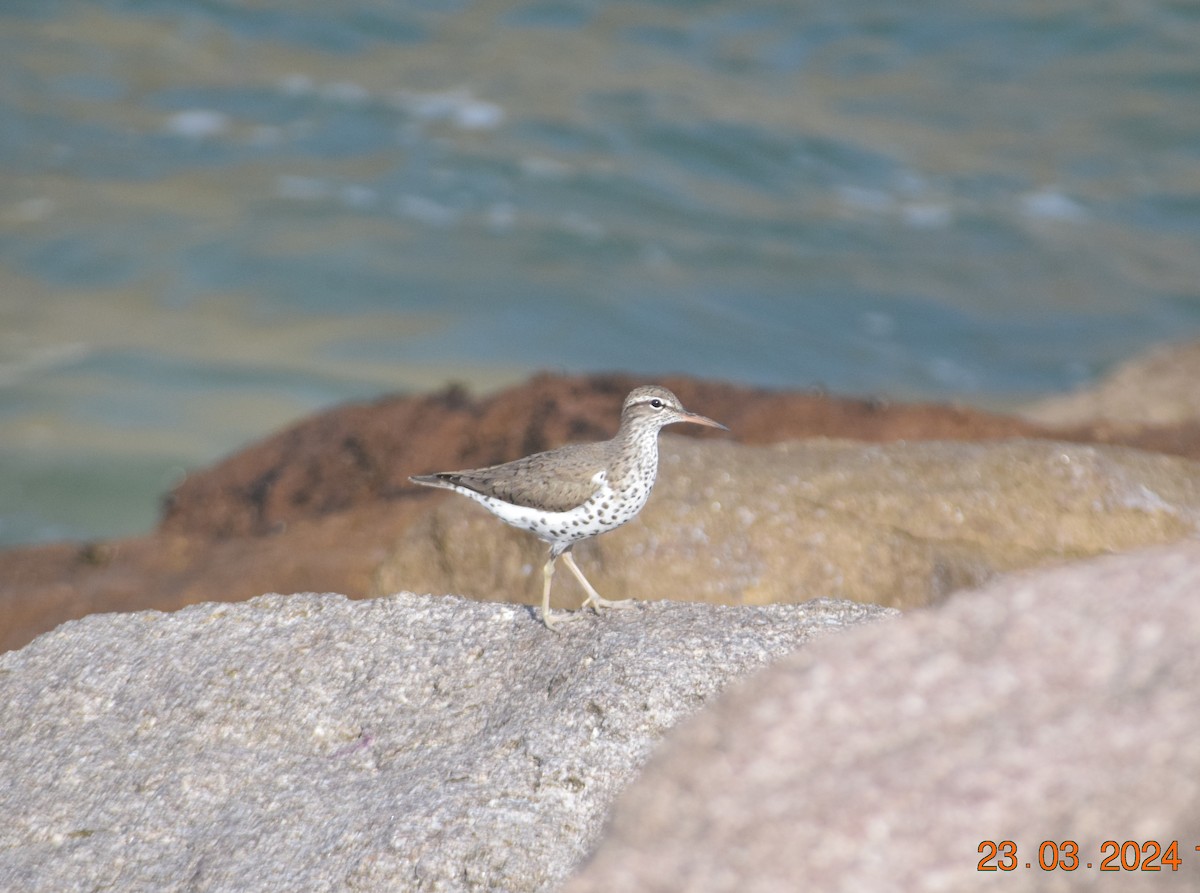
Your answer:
[2,0,1199,546]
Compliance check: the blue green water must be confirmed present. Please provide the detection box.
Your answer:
[2,0,1200,545]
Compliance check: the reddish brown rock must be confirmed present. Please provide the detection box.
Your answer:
[4,370,1200,654]
[159,372,1045,539]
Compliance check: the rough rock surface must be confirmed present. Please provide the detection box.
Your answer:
[563,542,1200,893]
[0,592,890,893]
[382,436,1200,610]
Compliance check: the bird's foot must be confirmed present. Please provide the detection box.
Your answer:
[541,607,586,631]
[580,593,634,613]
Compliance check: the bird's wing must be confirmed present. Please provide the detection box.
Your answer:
[417,442,608,513]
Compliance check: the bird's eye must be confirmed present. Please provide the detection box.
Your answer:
[649,398,664,409]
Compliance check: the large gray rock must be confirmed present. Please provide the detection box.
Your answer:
[0,593,889,892]
[562,542,1200,893]
[379,436,1200,610]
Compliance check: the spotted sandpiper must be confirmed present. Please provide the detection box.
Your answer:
[409,385,728,628]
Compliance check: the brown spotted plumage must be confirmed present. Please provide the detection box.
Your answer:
[410,385,728,628]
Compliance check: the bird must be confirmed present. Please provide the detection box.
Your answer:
[409,385,728,628]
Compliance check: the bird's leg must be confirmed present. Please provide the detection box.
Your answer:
[541,552,582,630]
[561,550,632,612]
[541,556,561,630]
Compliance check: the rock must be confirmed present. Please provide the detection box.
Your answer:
[6,369,1200,655]
[0,502,417,653]
[0,372,1046,654]
[380,436,1200,611]
[161,372,1043,540]
[1022,338,1200,429]
[562,542,1200,893]
[0,592,891,892]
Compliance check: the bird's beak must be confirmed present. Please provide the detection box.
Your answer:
[679,411,729,431]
